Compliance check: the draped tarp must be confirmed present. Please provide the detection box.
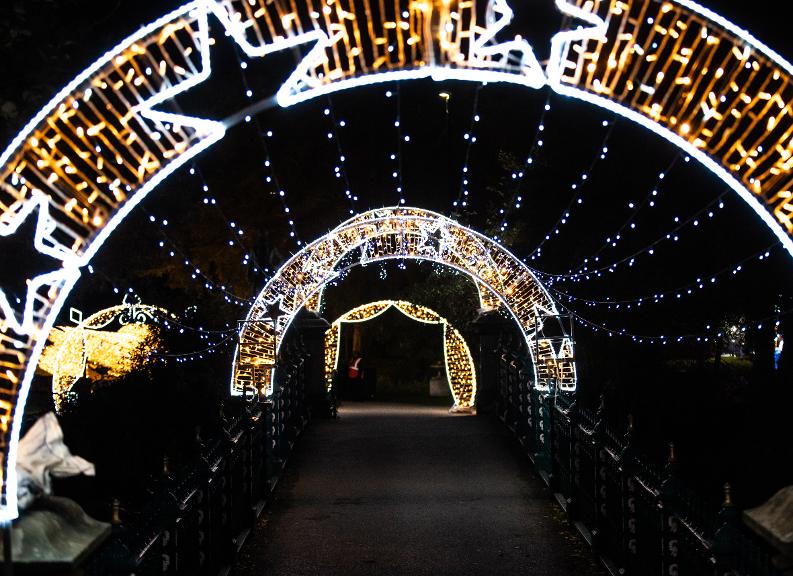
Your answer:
[17,412,95,510]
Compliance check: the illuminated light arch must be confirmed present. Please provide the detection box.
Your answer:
[324,300,477,408]
[36,297,171,413]
[1,0,792,520]
[234,206,575,398]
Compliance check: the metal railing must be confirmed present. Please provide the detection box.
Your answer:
[83,344,310,576]
[495,344,783,576]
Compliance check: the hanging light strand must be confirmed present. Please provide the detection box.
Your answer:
[232,47,302,246]
[453,84,482,212]
[541,191,731,281]
[322,96,358,215]
[387,84,407,205]
[188,163,266,276]
[548,241,779,308]
[139,207,252,306]
[152,333,236,362]
[494,93,552,241]
[149,309,236,336]
[528,116,617,260]
[561,299,793,344]
[567,153,682,275]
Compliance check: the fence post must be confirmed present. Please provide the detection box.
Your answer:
[712,484,740,576]
[660,443,681,576]
[591,395,607,551]
[471,310,512,415]
[618,415,637,574]
[296,310,331,418]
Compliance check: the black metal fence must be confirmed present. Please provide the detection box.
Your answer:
[495,344,783,576]
[84,345,310,576]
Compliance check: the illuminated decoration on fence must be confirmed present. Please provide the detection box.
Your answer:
[774,318,784,371]
[234,206,575,397]
[37,296,168,412]
[324,300,476,408]
[2,0,793,523]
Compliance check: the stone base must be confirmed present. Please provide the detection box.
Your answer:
[744,485,793,572]
[1,496,110,572]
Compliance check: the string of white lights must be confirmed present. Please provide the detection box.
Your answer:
[188,163,266,276]
[232,47,302,246]
[494,93,552,241]
[563,298,792,344]
[152,333,235,363]
[322,96,358,215]
[149,309,236,336]
[386,84,407,205]
[452,84,482,212]
[528,116,617,260]
[567,153,683,275]
[140,207,251,306]
[549,242,779,309]
[540,192,731,282]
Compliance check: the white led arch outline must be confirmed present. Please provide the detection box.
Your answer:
[1,0,792,521]
[232,206,575,400]
[325,300,477,408]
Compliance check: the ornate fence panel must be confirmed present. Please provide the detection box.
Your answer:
[84,345,310,575]
[493,341,783,576]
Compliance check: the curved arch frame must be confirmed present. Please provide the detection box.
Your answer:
[324,300,477,408]
[0,0,790,519]
[234,206,575,399]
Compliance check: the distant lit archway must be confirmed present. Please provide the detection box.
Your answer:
[233,207,575,397]
[325,300,476,409]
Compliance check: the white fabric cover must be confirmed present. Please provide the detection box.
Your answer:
[17,412,95,510]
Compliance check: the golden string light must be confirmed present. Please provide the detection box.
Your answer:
[37,299,169,412]
[556,0,793,239]
[323,300,476,408]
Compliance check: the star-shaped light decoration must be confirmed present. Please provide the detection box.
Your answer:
[0,194,81,336]
[262,296,288,332]
[421,224,451,258]
[272,0,606,105]
[465,0,547,89]
[546,0,608,87]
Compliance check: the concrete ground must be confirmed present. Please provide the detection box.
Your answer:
[234,401,606,576]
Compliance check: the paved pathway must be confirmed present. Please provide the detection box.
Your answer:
[234,402,605,576]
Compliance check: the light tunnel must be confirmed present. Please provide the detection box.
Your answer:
[233,207,576,398]
[1,0,793,521]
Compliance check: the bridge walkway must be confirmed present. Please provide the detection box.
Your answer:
[233,401,605,576]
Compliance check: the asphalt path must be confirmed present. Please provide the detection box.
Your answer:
[234,401,605,576]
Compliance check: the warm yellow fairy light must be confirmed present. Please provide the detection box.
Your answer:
[38,301,168,412]
[557,0,793,236]
[323,300,476,408]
